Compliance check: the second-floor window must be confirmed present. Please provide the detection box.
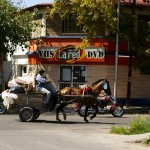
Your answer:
[62,14,83,33]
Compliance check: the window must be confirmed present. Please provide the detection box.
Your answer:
[59,65,86,89]
[21,65,27,76]
[62,14,83,33]
[60,66,72,82]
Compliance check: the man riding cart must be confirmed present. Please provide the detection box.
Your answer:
[0,69,58,121]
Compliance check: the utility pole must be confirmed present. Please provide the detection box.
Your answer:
[114,0,120,99]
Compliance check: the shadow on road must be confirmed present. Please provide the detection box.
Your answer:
[18,119,124,125]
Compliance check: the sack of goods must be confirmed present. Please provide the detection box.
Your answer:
[1,90,18,109]
[8,75,36,94]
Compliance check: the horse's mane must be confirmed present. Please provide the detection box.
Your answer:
[91,79,104,86]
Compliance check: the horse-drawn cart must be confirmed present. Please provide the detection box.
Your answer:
[0,92,46,122]
[0,92,98,122]
[0,78,124,123]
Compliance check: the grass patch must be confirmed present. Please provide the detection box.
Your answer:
[110,115,150,135]
[110,126,130,135]
[110,115,150,146]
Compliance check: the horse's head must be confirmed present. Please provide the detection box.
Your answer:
[91,78,111,97]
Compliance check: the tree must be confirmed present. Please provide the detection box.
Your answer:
[51,0,150,64]
[0,0,35,90]
[50,0,150,106]
[119,0,150,107]
[51,0,117,41]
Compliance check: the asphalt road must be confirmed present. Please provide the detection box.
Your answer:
[0,113,149,150]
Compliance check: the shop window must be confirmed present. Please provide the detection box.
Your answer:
[59,65,86,89]
[62,14,83,33]
[73,66,86,83]
[60,66,72,82]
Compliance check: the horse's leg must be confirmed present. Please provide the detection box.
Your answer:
[84,105,89,123]
[90,104,98,120]
[56,102,67,121]
[56,103,62,122]
[60,102,68,120]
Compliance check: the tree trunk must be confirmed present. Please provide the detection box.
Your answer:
[126,47,132,107]
[0,52,5,91]
[126,0,136,107]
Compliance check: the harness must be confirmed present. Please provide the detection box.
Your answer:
[80,86,91,95]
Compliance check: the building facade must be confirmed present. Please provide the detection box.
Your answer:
[12,1,150,106]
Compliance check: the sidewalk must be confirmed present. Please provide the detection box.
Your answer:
[99,132,150,150]
[124,106,150,114]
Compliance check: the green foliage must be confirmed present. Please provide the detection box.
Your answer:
[110,126,130,135]
[110,115,150,146]
[51,0,150,69]
[133,19,150,69]
[0,0,35,54]
[51,0,117,39]
[110,115,150,135]
[119,14,135,42]
[129,115,150,134]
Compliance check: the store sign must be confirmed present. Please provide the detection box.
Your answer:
[28,45,105,64]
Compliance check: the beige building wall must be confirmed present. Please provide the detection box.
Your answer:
[27,63,150,99]
[131,70,150,99]
[87,65,150,99]
[86,65,128,98]
[27,64,60,90]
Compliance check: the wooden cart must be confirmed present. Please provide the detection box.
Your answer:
[0,92,46,122]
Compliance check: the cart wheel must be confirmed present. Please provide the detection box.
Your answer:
[33,108,40,120]
[0,103,7,114]
[19,107,34,122]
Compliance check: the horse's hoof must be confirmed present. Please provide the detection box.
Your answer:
[56,116,61,122]
[63,114,67,120]
[56,118,62,122]
[84,119,89,123]
[90,116,94,120]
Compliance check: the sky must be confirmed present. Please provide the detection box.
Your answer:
[12,0,54,8]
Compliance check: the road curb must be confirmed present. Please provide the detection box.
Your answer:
[124,107,150,114]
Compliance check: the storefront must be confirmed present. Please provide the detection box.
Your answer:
[27,37,129,96]
[10,36,150,105]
